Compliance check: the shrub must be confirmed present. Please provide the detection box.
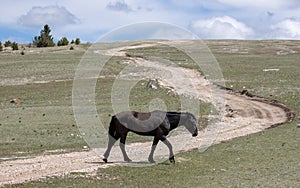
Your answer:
[11,42,18,50]
[57,37,69,46]
[3,41,18,50]
[75,38,80,45]
[4,40,12,47]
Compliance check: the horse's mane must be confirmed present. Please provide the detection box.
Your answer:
[166,111,183,130]
[166,111,181,115]
[166,111,195,118]
[166,111,197,129]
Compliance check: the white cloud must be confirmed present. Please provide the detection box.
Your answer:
[148,23,198,40]
[217,0,299,10]
[191,16,254,39]
[18,5,80,28]
[170,0,300,10]
[99,22,198,42]
[2,0,300,42]
[271,19,300,39]
[170,0,205,8]
[54,0,182,42]
[107,0,133,12]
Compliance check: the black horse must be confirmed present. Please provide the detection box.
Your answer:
[103,110,198,164]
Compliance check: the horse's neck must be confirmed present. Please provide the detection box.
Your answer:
[168,115,183,130]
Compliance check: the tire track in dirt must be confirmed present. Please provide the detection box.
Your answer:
[0,42,294,186]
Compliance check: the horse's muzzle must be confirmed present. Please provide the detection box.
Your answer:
[192,131,198,137]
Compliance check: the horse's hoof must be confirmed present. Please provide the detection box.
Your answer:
[125,158,132,162]
[169,156,175,164]
[103,158,108,163]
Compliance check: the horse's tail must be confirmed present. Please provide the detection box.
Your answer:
[109,115,118,139]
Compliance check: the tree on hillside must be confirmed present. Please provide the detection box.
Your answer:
[0,42,3,52]
[71,38,80,45]
[75,38,80,45]
[33,24,55,47]
[11,42,18,50]
[3,40,18,50]
[4,40,12,47]
[57,37,69,46]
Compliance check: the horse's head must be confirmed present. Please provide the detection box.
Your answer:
[182,113,198,137]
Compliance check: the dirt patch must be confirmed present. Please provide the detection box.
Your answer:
[0,41,294,186]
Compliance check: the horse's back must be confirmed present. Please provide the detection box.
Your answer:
[113,110,170,134]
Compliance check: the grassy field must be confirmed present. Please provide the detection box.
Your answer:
[0,43,210,157]
[0,45,87,156]
[1,40,300,187]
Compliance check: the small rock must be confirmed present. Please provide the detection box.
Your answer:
[10,99,21,104]
[83,146,89,150]
[297,123,300,128]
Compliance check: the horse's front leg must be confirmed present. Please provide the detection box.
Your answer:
[148,138,159,163]
[161,136,175,164]
[120,135,132,162]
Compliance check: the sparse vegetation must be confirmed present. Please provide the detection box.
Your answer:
[70,38,80,45]
[2,40,18,51]
[1,25,81,52]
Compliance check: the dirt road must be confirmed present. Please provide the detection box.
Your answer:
[0,42,294,186]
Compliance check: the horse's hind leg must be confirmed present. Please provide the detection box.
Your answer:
[120,135,132,162]
[103,134,118,163]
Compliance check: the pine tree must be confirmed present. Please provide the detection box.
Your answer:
[33,24,55,47]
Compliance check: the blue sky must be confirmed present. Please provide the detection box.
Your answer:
[1,0,300,43]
